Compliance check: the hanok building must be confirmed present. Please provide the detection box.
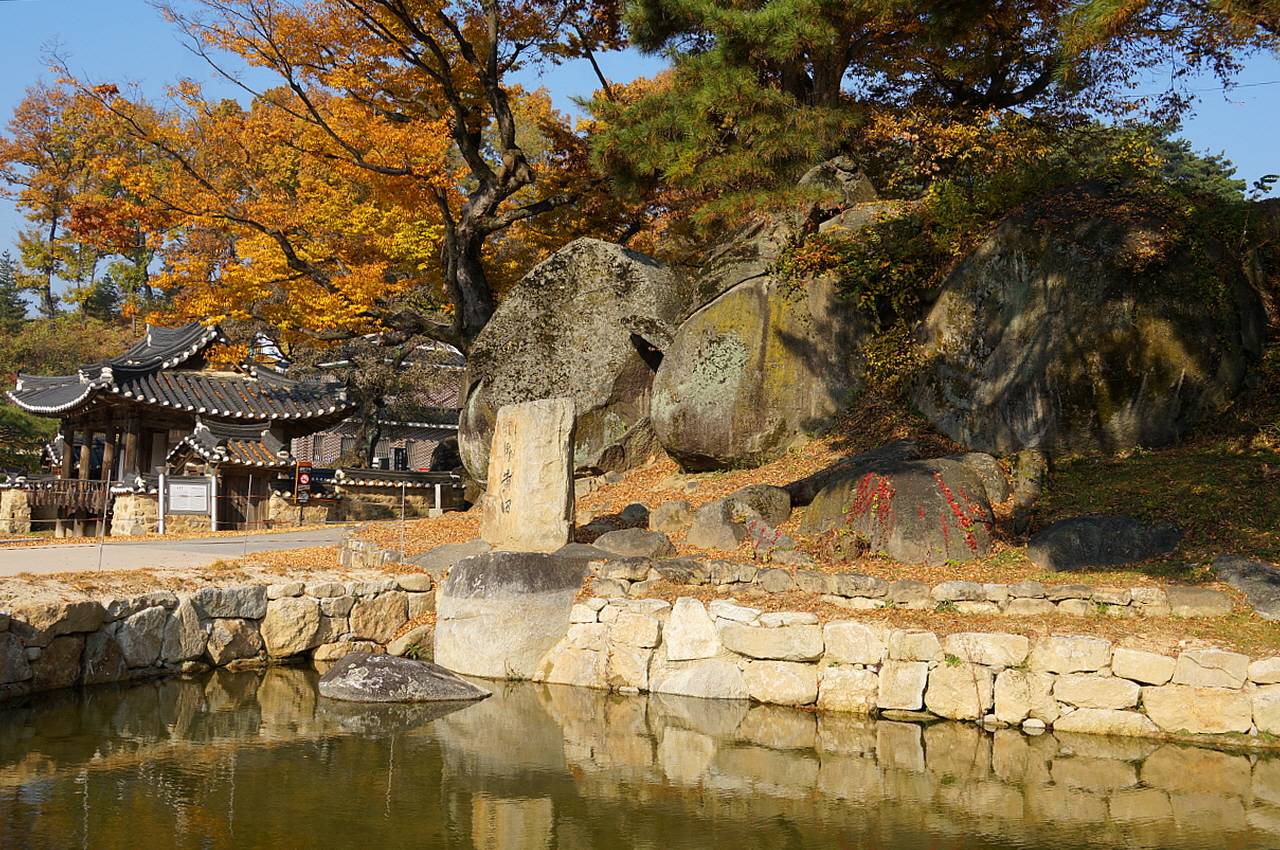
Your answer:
[4,323,355,535]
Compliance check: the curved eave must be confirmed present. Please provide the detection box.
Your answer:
[6,384,97,415]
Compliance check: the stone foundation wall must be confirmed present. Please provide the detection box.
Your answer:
[537,594,1280,742]
[0,489,32,535]
[0,574,439,702]
[333,487,439,521]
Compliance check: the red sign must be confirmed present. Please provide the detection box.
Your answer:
[295,461,313,504]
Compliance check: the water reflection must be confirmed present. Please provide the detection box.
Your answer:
[0,668,1276,849]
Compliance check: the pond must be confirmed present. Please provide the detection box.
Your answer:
[0,667,1276,849]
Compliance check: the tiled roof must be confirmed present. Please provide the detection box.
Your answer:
[7,323,352,421]
[168,419,290,468]
[332,467,461,488]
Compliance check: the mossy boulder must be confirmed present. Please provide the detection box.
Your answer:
[651,273,869,471]
[911,182,1265,457]
[458,239,702,485]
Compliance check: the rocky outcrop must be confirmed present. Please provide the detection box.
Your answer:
[911,181,1265,457]
[651,272,869,471]
[458,239,703,484]
[317,653,491,703]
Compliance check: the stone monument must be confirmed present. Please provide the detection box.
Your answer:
[480,397,576,553]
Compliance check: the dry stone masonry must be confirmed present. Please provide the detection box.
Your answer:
[541,595,1280,739]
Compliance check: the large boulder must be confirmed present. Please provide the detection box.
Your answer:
[911,181,1265,457]
[318,653,491,703]
[798,458,994,566]
[434,552,589,679]
[651,272,869,471]
[458,238,703,484]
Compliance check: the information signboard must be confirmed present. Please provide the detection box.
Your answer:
[167,479,211,514]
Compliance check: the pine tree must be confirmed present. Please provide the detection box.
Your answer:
[0,251,27,330]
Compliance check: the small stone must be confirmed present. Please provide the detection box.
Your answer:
[709,600,761,624]
[601,557,653,582]
[931,581,985,602]
[759,611,820,627]
[593,528,677,560]
[1165,586,1234,618]
[1057,599,1093,617]
[1008,580,1046,598]
[1004,598,1057,616]
[592,578,630,597]
[755,567,797,593]
[267,583,305,599]
[888,580,931,604]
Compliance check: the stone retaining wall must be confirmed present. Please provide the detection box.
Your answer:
[539,594,1280,741]
[0,575,439,701]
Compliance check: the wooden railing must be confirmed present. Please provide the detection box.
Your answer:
[23,478,111,510]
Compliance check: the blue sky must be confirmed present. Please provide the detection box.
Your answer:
[1,0,1279,264]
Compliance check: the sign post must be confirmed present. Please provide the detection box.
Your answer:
[295,461,312,505]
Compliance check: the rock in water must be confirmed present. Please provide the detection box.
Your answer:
[435,551,589,679]
[318,653,491,703]
[911,181,1264,457]
[480,398,576,553]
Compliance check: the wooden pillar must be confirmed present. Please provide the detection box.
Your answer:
[122,417,140,477]
[57,424,74,537]
[75,426,93,537]
[100,427,117,537]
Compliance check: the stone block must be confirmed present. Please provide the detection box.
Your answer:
[393,574,434,593]
[823,621,887,665]
[650,659,749,700]
[1142,685,1252,734]
[887,580,931,604]
[931,581,985,601]
[1166,586,1234,618]
[817,667,879,714]
[755,567,797,592]
[193,586,268,620]
[942,632,1030,668]
[1029,636,1112,674]
[1111,648,1175,685]
[1053,674,1140,709]
[830,573,888,598]
[718,622,823,661]
[261,597,324,657]
[161,597,207,664]
[1251,657,1280,684]
[435,551,587,679]
[1004,598,1057,616]
[1173,649,1250,689]
[1052,709,1161,738]
[117,606,168,668]
[349,592,409,644]
[204,619,263,667]
[566,622,609,652]
[993,669,1058,726]
[546,647,606,689]
[744,660,819,706]
[30,635,84,691]
[924,662,993,720]
[887,629,941,662]
[593,528,676,560]
[267,583,305,599]
[10,600,105,647]
[610,612,660,648]
[878,661,929,711]
[664,598,720,661]
[686,499,750,551]
[708,600,761,624]
[1252,684,1280,735]
[793,570,831,594]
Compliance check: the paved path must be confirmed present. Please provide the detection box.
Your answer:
[0,527,351,576]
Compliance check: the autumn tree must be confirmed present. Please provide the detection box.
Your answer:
[0,84,107,317]
[89,0,630,352]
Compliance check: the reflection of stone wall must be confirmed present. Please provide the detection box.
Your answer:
[536,595,1280,741]
[2,672,1276,847]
